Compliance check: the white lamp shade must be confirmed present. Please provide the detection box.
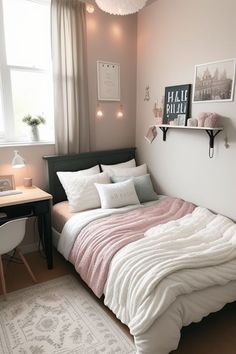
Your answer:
[95,0,147,15]
[12,150,25,169]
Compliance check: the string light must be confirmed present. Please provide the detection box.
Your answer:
[117,104,124,119]
[96,102,103,119]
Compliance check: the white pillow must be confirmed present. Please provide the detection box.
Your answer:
[95,179,140,209]
[101,159,136,177]
[57,165,100,201]
[109,164,147,177]
[57,171,110,212]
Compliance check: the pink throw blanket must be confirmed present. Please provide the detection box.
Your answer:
[69,197,195,297]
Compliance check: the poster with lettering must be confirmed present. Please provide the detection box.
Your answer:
[163,84,191,125]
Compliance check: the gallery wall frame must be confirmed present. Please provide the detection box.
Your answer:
[193,58,236,103]
[163,84,191,126]
[97,61,120,101]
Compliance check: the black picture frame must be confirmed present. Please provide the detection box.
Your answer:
[163,84,191,125]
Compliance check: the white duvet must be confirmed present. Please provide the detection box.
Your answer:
[104,207,236,337]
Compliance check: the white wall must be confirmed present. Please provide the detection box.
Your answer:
[136,0,236,220]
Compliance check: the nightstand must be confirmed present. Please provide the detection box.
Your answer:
[0,186,53,269]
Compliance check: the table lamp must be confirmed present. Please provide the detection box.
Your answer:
[12,150,33,188]
[12,150,25,169]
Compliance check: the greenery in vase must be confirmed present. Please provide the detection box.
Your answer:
[22,114,46,126]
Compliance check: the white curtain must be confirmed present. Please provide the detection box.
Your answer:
[51,0,90,154]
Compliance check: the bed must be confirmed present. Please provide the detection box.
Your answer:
[43,148,236,354]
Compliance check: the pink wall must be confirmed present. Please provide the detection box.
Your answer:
[86,6,137,150]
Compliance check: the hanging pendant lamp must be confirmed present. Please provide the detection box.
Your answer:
[95,0,147,15]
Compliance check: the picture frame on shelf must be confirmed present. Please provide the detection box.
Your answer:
[163,84,191,125]
[0,175,15,192]
[193,58,236,103]
[97,61,120,101]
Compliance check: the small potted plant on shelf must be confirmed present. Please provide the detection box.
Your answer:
[22,114,45,141]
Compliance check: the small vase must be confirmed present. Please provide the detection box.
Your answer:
[31,126,39,141]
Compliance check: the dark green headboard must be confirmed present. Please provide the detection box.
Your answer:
[43,147,136,204]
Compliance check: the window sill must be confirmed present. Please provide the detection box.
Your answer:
[0,141,55,148]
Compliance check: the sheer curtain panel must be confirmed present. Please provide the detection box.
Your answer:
[51,0,90,154]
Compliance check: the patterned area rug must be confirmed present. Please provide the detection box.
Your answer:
[0,275,135,354]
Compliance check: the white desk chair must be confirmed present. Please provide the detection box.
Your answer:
[0,218,37,299]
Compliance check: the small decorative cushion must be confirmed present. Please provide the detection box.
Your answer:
[101,159,136,177]
[111,174,158,203]
[95,179,140,209]
[109,164,147,177]
[57,171,110,212]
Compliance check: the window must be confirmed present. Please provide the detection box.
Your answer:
[0,0,54,144]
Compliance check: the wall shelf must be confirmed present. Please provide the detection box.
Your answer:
[156,125,223,158]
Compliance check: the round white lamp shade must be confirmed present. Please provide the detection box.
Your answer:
[95,0,147,15]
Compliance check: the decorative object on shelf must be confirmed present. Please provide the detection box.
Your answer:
[145,126,157,143]
[0,175,15,193]
[95,0,147,15]
[153,98,163,119]
[204,112,220,128]
[193,58,235,102]
[12,150,25,169]
[163,84,191,125]
[187,118,198,127]
[22,114,45,142]
[156,117,163,125]
[96,101,103,119]
[97,61,120,101]
[197,112,206,127]
[117,104,124,119]
[177,114,186,126]
[197,112,220,128]
[144,85,150,101]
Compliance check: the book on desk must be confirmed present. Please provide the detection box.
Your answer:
[0,189,23,197]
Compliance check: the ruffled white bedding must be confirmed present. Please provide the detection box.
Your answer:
[104,207,236,353]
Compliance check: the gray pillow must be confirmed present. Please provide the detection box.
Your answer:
[111,174,158,203]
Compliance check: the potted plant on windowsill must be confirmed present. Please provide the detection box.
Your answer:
[22,115,45,142]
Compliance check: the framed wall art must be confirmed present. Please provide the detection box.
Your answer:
[97,61,120,101]
[0,175,15,192]
[163,84,191,125]
[193,58,236,103]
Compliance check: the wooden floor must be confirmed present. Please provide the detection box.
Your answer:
[0,250,236,354]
